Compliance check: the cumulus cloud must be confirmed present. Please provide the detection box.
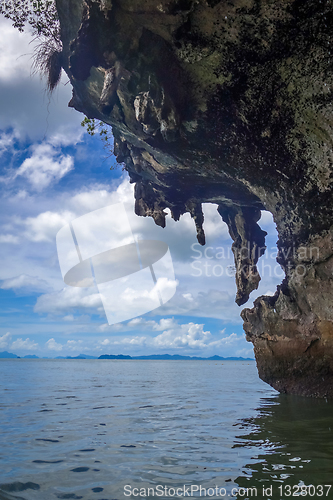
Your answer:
[100,338,111,346]
[1,274,51,293]
[0,19,33,82]
[0,180,274,327]
[160,288,241,322]
[48,128,84,148]
[98,317,181,334]
[23,209,75,242]
[6,180,132,246]
[0,332,39,352]
[0,17,83,141]
[127,317,178,332]
[15,143,74,189]
[0,234,19,244]
[150,323,212,349]
[0,318,249,357]
[202,203,230,243]
[46,338,63,351]
[69,181,134,214]
[39,326,252,357]
[101,316,223,333]
[34,287,103,315]
[11,337,38,351]
[105,319,245,352]
[44,339,84,353]
[63,314,75,322]
[0,332,12,349]
[119,336,147,347]
[235,347,255,358]
[0,130,19,156]
[66,340,83,351]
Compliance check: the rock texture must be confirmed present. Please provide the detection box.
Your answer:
[56,0,333,397]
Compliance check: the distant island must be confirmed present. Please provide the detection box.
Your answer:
[0,352,40,359]
[0,351,20,359]
[0,351,254,361]
[99,354,253,360]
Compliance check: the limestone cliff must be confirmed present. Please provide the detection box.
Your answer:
[55,0,333,398]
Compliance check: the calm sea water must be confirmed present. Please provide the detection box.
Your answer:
[0,360,332,500]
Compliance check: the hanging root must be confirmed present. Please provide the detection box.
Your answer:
[32,39,63,93]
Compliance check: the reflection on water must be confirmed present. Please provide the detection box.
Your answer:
[0,360,332,499]
[235,395,333,497]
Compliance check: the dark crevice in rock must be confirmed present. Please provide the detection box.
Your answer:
[69,2,102,80]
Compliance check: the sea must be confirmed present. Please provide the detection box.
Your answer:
[0,360,332,500]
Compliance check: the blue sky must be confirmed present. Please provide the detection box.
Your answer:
[0,17,281,358]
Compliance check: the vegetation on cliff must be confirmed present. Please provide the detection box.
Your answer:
[0,0,62,91]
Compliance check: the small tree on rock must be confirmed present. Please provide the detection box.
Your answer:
[0,0,62,91]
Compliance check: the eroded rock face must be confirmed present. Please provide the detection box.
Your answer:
[242,231,333,398]
[55,0,333,397]
[217,205,267,306]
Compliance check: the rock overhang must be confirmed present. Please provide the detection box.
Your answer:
[55,0,333,397]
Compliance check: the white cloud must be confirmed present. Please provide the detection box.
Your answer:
[100,338,111,346]
[34,287,103,315]
[15,143,74,190]
[119,336,147,346]
[99,323,112,333]
[69,180,134,214]
[11,337,38,351]
[48,128,84,148]
[8,181,132,246]
[114,320,244,352]
[0,17,83,141]
[24,209,75,242]
[127,317,179,332]
[0,179,273,327]
[150,323,212,349]
[0,111,280,350]
[219,332,242,345]
[1,274,51,293]
[7,189,28,201]
[98,317,186,335]
[161,289,241,322]
[0,234,19,244]
[236,347,254,358]
[0,130,19,156]
[182,293,194,301]
[0,19,33,81]
[66,340,83,351]
[202,203,230,242]
[0,332,38,352]
[63,314,75,322]
[44,339,84,353]
[46,338,63,351]
[0,332,12,349]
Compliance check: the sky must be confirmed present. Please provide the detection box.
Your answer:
[0,16,282,359]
